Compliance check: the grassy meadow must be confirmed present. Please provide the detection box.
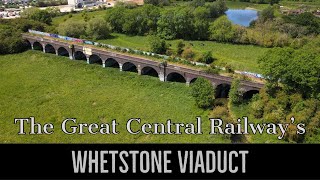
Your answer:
[0,51,227,143]
[99,33,268,73]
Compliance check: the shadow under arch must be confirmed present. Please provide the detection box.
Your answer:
[141,66,159,77]
[74,51,86,60]
[89,54,102,65]
[215,83,231,98]
[57,47,70,57]
[105,58,120,68]
[45,44,55,54]
[122,62,138,72]
[33,42,43,51]
[166,72,186,83]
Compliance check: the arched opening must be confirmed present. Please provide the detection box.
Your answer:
[57,47,70,57]
[122,62,137,72]
[166,72,186,83]
[89,54,102,65]
[44,44,55,54]
[141,66,158,77]
[74,51,86,61]
[215,83,231,98]
[243,90,259,100]
[105,58,119,68]
[33,42,43,51]
[190,78,198,84]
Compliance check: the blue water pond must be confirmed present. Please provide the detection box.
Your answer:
[225,9,258,27]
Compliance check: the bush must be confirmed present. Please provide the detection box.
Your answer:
[148,35,168,54]
[181,47,195,60]
[229,79,243,105]
[58,21,87,38]
[251,100,264,118]
[259,6,275,22]
[224,64,234,73]
[176,40,185,55]
[0,19,46,55]
[191,77,215,108]
[0,28,27,54]
[86,18,111,40]
[21,8,53,25]
[209,16,236,42]
[209,106,233,124]
[200,51,214,64]
[263,108,285,123]
[205,65,219,75]
[305,111,320,140]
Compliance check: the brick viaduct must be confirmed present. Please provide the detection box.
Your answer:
[23,33,264,99]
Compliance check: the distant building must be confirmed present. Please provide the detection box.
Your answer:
[118,0,143,5]
[2,0,28,4]
[68,0,84,8]
[281,9,305,15]
[68,0,100,8]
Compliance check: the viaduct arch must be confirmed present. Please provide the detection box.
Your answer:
[23,34,263,98]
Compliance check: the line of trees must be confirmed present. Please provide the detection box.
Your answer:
[104,2,320,48]
[105,1,227,40]
[0,19,46,55]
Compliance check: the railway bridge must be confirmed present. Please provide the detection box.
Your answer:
[23,33,264,99]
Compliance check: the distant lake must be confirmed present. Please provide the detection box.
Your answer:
[225,9,258,27]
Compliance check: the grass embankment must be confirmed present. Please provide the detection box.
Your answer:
[0,51,227,143]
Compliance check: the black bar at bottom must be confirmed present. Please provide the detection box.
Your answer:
[0,144,318,179]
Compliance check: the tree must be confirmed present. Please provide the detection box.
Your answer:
[193,6,210,40]
[176,40,185,55]
[283,12,320,35]
[105,6,126,32]
[124,5,160,35]
[172,7,194,39]
[181,47,195,60]
[86,18,111,40]
[0,19,46,55]
[209,16,236,42]
[259,6,274,22]
[157,9,176,39]
[191,77,215,108]
[229,79,243,105]
[58,21,87,38]
[215,0,228,16]
[259,41,320,98]
[200,51,214,64]
[0,27,26,54]
[144,0,170,6]
[157,7,194,40]
[148,35,168,54]
[21,8,52,25]
[191,0,205,7]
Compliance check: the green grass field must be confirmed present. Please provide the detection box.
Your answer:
[100,33,268,73]
[279,0,320,10]
[0,51,227,143]
[52,10,107,27]
[226,1,269,10]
